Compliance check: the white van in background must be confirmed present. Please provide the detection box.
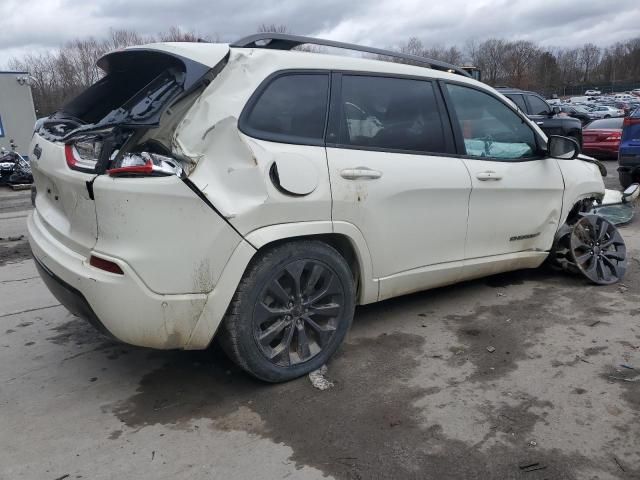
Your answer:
[614,94,636,102]
[569,96,596,104]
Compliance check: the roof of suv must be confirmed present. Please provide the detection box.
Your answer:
[114,33,476,84]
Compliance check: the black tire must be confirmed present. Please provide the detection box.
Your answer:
[619,172,634,189]
[604,115,611,119]
[218,240,355,382]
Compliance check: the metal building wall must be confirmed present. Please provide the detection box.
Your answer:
[0,72,37,157]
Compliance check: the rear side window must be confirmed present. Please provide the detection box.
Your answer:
[242,73,329,144]
[337,75,447,154]
[505,94,528,113]
[446,84,538,160]
[527,95,551,116]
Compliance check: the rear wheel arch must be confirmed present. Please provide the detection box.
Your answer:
[252,233,364,303]
[185,223,376,351]
[243,221,377,305]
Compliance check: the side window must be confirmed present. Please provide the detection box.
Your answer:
[505,94,528,113]
[527,95,552,116]
[337,75,447,154]
[446,84,538,160]
[242,73,329,143]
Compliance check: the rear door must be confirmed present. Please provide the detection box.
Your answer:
[442,82,564,261]
[326,73,472,298]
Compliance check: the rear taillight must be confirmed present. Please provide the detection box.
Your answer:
[605,133,621,140]
[107,152,183,177]
[89,255,124,275]
[65,139,103,172]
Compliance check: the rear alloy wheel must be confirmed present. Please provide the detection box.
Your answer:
[219,241,355,382]
[570,214,627,285]
[254,259,345,366]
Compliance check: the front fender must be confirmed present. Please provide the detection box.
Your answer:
[557,157,605,227]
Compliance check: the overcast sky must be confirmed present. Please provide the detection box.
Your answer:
[1,0,639,65]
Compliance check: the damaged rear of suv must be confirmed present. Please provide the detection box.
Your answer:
[29,35,631,383]
[29,43,244,350]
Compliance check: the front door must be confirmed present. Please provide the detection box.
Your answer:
[442,82,564,260]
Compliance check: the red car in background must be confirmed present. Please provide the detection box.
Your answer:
[582,117,624,159]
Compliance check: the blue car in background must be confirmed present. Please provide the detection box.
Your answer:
[619,108,640,188]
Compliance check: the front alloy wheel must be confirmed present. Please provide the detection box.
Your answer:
[570,214,627,285]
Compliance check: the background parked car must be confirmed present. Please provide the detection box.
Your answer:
[582,117,624,159]
[591,105,625,118]
[497,88,583,146]
[585,89,601,95]
[618,108,640,187]
[559,105,597,125]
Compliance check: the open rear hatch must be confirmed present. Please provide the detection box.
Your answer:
[31,44,229,256]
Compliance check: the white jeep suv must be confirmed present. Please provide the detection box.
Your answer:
[27,34,624,382]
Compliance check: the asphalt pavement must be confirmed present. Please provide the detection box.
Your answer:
[1,164,638,479]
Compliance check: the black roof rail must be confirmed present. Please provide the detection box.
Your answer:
[231,33,472,78]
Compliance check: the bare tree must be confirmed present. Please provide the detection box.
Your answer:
[501,40,540,88]
[579,43,600,82]
[258,24,290,34]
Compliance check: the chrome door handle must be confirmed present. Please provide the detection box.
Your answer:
[536,121,544,125]
[476,171,502,181]
[340,167,382,180]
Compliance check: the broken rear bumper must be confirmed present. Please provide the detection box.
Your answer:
[27,210,208,349]
[33,256,114,339]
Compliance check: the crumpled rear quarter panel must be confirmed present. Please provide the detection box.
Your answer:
[92,175,242,295]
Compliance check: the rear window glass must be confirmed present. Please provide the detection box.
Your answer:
[62,52,187,124]
[585,118,624,129]
[337,75,447,153]
[242,74,329,143]
[505,94,528,113]
[527,95,551,115]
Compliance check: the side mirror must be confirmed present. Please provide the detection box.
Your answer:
[552,106,561,115]
[548,135,580,160]
[622,183,639,203]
